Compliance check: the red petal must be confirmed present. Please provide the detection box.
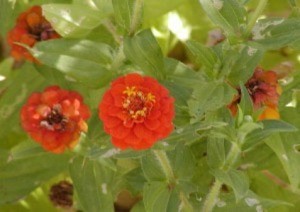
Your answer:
[110,124,131,139]
[133,124,153,140]
[144,118,160,130]
[111,137,128,150]
[103,116,122,128]
[125,73,144,86]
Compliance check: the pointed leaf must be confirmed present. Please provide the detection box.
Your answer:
[42,4,107,38]
[32,39,114,88]
[211,169,249,200]
[69,156,114,212]
[199,0,247,36]
[124,30,165,79]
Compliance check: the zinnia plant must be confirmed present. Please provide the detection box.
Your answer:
[1,0,300,212]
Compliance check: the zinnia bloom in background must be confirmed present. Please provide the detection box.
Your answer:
[228,67,281,120]
[21,86,91,153]
[7,5,60,63]
[99,73,175,150]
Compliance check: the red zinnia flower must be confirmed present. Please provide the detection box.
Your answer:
[98,73,175,150]
[7,5,60,63]
[228,67,281,120]
[21,86,91,153]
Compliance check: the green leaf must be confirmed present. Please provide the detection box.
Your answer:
[143,0,184,22]
[164,122,227,145]
[42,4,107,38]
[207,138,226,169]
[186,40,218,76]
[0,64,45,144]
[113,0,134,31]
[124,29,165,79]
[265,134,300,190]
[34,64,70,87]
[0,58,14,90]
[131,201,146,212]
[214,190,292,212]
[238,121,263,142]
[10,141,44,160]
[199,0,247,36]
[253,18,300,49]
[0,150,69,205]
[239,84,253,116]
[69,156,114,212]
[289,0,297,7]
[168,144,196,180]
[32,39,114,88]
[141,151,167,181]
[188,82,236,122]
[143,182,180,212]
[211,169,249,200]
[226,43,264,85]
[163,58,204,106]
[0,0,14,36]
[113,0,143,34]
[73,0,113,14]
[244,120,297,148]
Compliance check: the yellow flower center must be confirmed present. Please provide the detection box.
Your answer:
[122,86,156,120]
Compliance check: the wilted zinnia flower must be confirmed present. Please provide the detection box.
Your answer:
[21,86,91,153]
[228,67,281,120]
[49,180,73,208]
[7,5,60,62]
[98,73,175,150]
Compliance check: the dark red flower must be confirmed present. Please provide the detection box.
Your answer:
[228,67,281,120]
[21,86,91,153]
[7,5,60,63]
[245,67,280,109]
[98,73,175,150]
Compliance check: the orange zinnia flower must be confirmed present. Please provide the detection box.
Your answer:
[228,67,281,120]
[7,5,60,63]
[98,73,175,150]
[21,86,91,153]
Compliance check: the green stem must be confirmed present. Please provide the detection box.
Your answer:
[222,143,241,171]
[245,0,268,37]
[111,44,126,71]
[202,180,223,212]
[129,0,143,36]
[103,20,122,44]
[201,143,241,212]
[153,150,175,183]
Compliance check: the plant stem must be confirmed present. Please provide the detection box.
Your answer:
[222,143,241,171]
[103,20,122,45]
[201,179,222,212]
[129,0,143,36]
[111,44,126,71]
[245,0,268,37]
[201,143,241,212]
[153,150,175,183]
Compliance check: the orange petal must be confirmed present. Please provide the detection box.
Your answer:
[258,107,280,120]
[26,12,41,29]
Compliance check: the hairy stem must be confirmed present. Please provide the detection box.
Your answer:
[153,150,175,183]
[201,143,241,212]
[129,0,143,36]
[103,20,122,44]
[111,44,126,71]
[201,179,223,212]
[245,0,268,37]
